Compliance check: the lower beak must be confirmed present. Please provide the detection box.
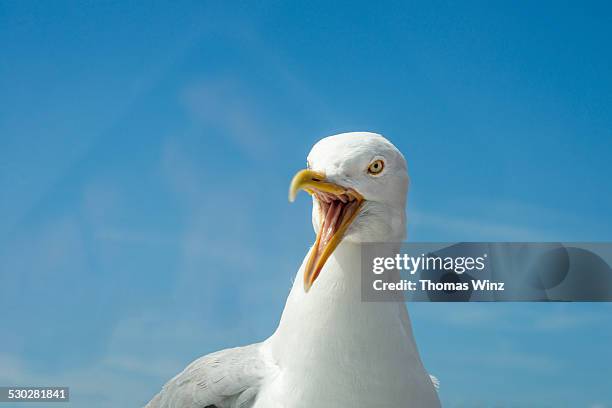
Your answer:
[289,169,364,291]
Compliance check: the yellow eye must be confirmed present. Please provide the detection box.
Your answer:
[367,159,384,175]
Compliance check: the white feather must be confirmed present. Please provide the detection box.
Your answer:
[146,132,440,408]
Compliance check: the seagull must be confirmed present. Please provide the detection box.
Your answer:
[145,132,441,408]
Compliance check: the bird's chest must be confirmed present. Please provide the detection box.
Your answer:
[254,249,439,407]
[254,326,424,408]
[252,363,417,408]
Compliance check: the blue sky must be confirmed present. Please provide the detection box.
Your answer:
[1,1,611,407]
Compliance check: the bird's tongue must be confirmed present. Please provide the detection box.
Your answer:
[304,200,346,288]
[319,200,344,251]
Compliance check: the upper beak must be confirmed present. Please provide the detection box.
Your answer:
[288,169,346,202]
[289,169,364,292]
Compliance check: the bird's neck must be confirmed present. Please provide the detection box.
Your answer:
[267,241,422,375]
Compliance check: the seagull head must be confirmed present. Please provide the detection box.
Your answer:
[289,132,409,291]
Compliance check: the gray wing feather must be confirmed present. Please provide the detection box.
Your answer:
[145,343,271,408]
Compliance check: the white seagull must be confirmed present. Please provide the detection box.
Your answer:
[146,132,441,408]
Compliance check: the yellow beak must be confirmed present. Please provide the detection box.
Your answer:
[289,169,364,292]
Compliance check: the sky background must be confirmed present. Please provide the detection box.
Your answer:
[1,1,612,407]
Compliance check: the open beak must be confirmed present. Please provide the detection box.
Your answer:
[289,169,364,292]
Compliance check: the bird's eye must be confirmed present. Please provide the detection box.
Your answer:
[367,159,385,175]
